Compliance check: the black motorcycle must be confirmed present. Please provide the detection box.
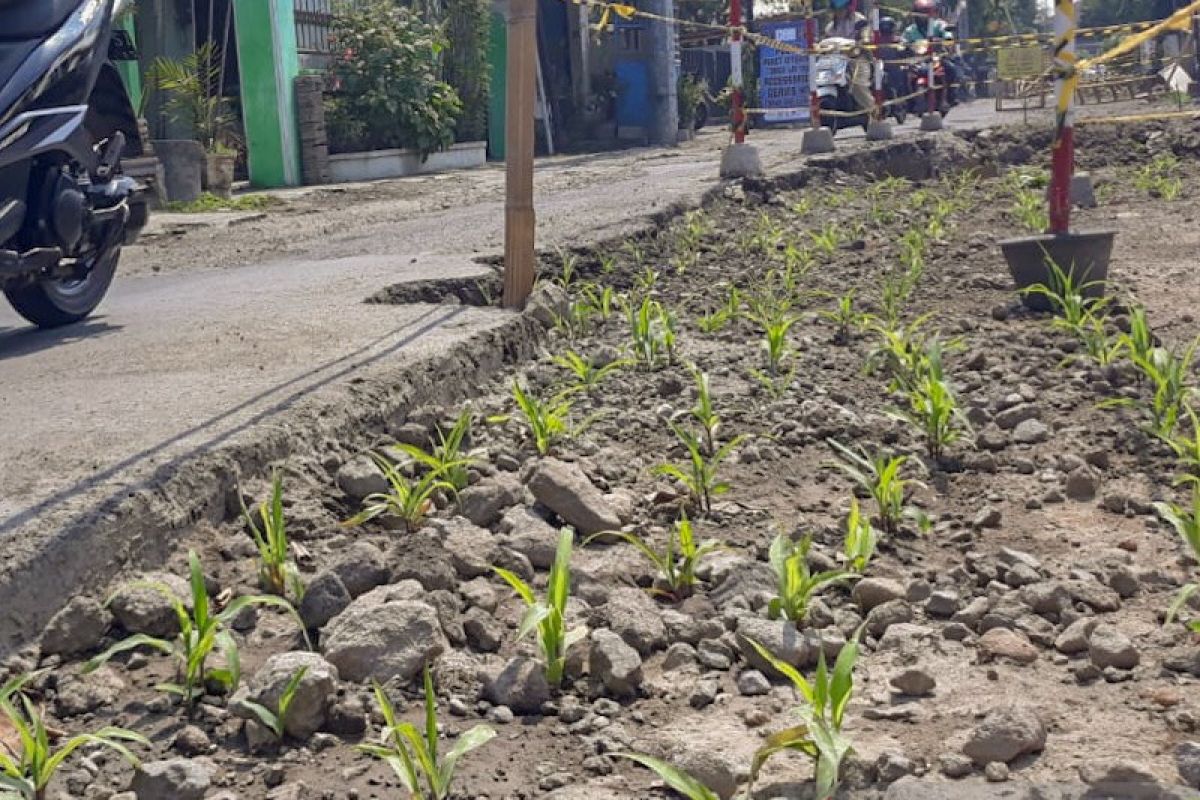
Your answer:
[0,0,147,328]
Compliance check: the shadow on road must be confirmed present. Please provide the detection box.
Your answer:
[0,319,123,362]
[0,304,464,537]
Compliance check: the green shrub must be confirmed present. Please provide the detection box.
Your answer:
[326,1,462,157]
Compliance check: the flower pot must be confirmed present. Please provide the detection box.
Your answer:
[204,152,237,199]
[151,139,204,204]
[999,231,1117,312]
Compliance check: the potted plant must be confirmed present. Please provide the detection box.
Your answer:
[677,73,706,141]
[149,42,239,199]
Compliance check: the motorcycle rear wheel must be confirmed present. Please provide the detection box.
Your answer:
[5,247,120,328]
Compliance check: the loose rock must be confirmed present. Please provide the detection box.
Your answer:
[231,651,339,739]
[527,459,622,535]
[590,629,643,699]
[486,656,552,714]
[321,592,446,683]
[130,758,215,800]
[40,596,109,657]
[1087,623,1140,670]
[962,707,1047,765]
[978,627,1039,665]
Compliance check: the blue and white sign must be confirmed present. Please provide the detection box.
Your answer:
[757,21,812,124]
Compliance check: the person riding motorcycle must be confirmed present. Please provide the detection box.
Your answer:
[824,0,874,115]
[902,0,961,104]
[877,16,913,101]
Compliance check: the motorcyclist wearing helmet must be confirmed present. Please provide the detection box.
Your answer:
[902,0,961,103]
[825,0,874,114]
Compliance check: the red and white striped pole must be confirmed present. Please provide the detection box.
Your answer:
[807,0,820,127]
[1048,0,1077,234]
[730,0,746,143]
[871,4,884,119]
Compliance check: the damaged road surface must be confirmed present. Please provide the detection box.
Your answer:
[0,109,1001,655]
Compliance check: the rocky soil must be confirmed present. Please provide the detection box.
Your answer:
[4,122,1200,800]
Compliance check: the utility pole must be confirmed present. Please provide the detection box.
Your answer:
[503,0,537,309]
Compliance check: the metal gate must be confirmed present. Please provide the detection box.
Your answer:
[295,0,334,53]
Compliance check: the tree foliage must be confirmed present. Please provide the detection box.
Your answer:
[326,1,462,156]
[1080,0,1177,27]
[967,0,1040,35]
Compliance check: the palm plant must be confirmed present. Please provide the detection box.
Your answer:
[148,42,234,153]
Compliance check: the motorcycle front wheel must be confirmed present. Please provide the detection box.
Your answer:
[5,247,120,328]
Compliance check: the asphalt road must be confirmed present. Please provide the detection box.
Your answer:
[0,101,1005,556]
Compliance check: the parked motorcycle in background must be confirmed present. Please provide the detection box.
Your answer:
[0,0,147,328]
[907,39,956,118]
[813,37,907,135]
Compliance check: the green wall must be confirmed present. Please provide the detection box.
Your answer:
[232,0,301,187]
[488,10,506,160]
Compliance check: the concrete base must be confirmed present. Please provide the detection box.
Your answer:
[328,141,487,183]
[719,142,764,179]
[801,127,836,155]
[1071,173,1097,209]
[866,120,894,141]
[919,113,944,132]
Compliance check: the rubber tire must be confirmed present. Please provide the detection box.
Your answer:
[820,97,840,136]
[4,248,120,328]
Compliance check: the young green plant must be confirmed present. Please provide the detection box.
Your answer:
[236,666,309,742]
[344,452,460,532]
[612,754,722,800]
[494,528,585,687]
[654,421,747,514]
[828,440,921,535]
[358,665,496,800]
[0,688,147,800]
[240,471,304,600]
[818,290,860,346]
[1154,481,1200,633]
[888,340,970,461]
[86,551,307,707]
[510,381,575,456]
[593,515,722,601]
[767,532,856,623]
[626,296,676,368]
[842,498,878,574]
[746,628,864,800]
[552,350,628,393]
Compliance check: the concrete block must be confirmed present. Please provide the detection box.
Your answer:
[719,142,764,179]
[866,120,894,141]
[1071,173,1097,208]
[801,127,836,155]
[920,113,944,132]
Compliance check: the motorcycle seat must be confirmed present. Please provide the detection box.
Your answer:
[0,0,82,41]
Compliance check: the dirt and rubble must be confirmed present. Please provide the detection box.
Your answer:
[3,122,1200,800]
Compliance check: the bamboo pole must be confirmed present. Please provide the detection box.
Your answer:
[503,0,537,310]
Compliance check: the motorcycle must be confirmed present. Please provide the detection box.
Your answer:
[813,37,907,135]
[907,39,954,118]
[0,0,147,328]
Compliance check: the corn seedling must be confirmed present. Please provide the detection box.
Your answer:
[791,196,813,216]
[240,471,303,600]
[1076,310,1124,367]
[406,409,477,492]
[552,350,628,393]
[0,688,147,800]
[655,421,747,513]
[864,314,936,393]
[1022,257,1109,336]
[1121,305,1156,371]
[818,290,861,346]
[594,516,723,601]
[1009,187,1048,234]
[746,628,863,800]
[1108,340,1200,440]
[827,440,920,535]
[494,528,585,687]
[510,381,577,456]
[809,223,841,257]
[759,314,798,378]
[358,666,496,800]
[599,254,618,276]
[626,296,676,369]
[579,283,619,322]
[752,211,785,255]
[552,298,596,340]
[344,452,460,531]
[687,365,721,456]
[842,498,878,573]
[554,245,578,290]
[767,532,856,623]
[624,240,646,269]
[613,754,721,800]
[1153,482,1200,633]
[1133,154,1183,201]
[236,666,308,742]
[86,551,306,706]
[634,266,659,296]
[1166,404,1200,480]
[889,340,970,461]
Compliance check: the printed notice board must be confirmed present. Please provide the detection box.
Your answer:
[997,46,1045,79]
[757,22,811,124]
